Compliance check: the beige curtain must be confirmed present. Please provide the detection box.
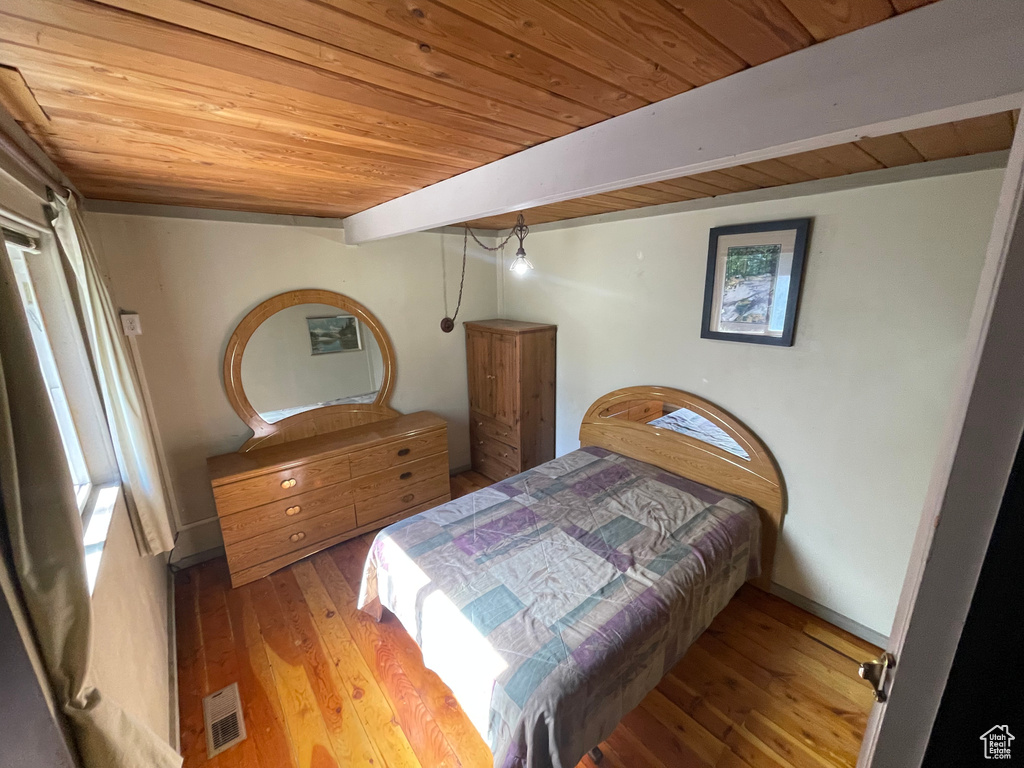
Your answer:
[0,237,181,767]
[49,194,175,555]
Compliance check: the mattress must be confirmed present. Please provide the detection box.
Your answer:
[358,446,761,768]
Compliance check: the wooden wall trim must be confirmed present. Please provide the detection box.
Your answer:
[83,198,345,228]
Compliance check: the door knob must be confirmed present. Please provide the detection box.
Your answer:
[859,652,896,702]
[281,478,297,489]
[285,505,301,516]
[289,532,306,543]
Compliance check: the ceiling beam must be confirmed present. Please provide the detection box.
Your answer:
[343,0,1024,244]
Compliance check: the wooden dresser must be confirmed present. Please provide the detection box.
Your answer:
[208,412,450,587]
[465,319,556,482]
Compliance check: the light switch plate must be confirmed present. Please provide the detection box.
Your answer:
[120,313,142,336]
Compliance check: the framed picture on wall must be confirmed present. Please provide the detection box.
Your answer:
[701,218,811,347]
[307,314,362,355]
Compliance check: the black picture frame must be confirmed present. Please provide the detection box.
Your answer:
[700,218,811,347]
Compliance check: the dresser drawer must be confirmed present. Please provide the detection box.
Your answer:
[470,410,520,448]
[472,434,521,472]
[354,453,450,527]
[472,451,518,483]
[212,453,351,516]
[349,428,447,477]
[224,504,356,574]
[356,475,451,528]
[352,452,447,502]
[218,482,354,547]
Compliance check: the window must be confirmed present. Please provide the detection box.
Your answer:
[4,221,121,593]
[7,239,93,510]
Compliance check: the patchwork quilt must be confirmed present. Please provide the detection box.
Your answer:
[358,446,760,768]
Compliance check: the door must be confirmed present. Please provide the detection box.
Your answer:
[491,333,517,427]
[857,112,1024,766]
[466,328,494,417]
[922,433,1024,763]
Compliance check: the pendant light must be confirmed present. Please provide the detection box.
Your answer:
[508,213,533,276]
[441,212,533,333]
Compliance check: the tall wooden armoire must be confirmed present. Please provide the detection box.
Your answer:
[464,320,556,481]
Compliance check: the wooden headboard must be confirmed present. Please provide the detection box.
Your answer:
[579,386,786,591]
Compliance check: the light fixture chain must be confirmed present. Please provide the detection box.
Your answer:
[450,227,468,323]
[466,227,515,251]
[465,213,520,252]
[441,234,449,317]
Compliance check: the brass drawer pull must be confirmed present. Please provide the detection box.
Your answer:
[400,471,413,480]
[289,532,306,543]
[281,478,297,489]
[401,493,414,503]
[285,505,301,516]
[397,447,411,457]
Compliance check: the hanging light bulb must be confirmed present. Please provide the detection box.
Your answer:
[509,246,533,276]
[507,213,533,276]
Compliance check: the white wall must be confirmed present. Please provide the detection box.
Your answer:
[87,213,498,558]
[86,169,1000,635]
[501,169,1003,636]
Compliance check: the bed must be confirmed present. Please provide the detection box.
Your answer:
[358,386,786,768]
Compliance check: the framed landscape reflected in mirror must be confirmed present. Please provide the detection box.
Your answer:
[307,314,363,355]
[701,218,810,347]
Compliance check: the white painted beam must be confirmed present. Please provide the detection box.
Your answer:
[343,0,1024,244]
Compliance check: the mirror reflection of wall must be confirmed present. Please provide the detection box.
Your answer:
[240,303,383,423]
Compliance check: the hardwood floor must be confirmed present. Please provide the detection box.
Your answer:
[176,471,880,768]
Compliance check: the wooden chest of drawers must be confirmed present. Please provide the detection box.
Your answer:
[208,412,450,587]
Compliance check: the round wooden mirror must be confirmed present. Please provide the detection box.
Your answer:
[224,289,398,451]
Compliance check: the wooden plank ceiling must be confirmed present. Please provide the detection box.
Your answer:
[0,0,980,228]
[465,111,1019,229]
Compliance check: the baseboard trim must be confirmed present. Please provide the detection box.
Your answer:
[770,583,889,649]
[169,547,225,572]
[166,562,180,753]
